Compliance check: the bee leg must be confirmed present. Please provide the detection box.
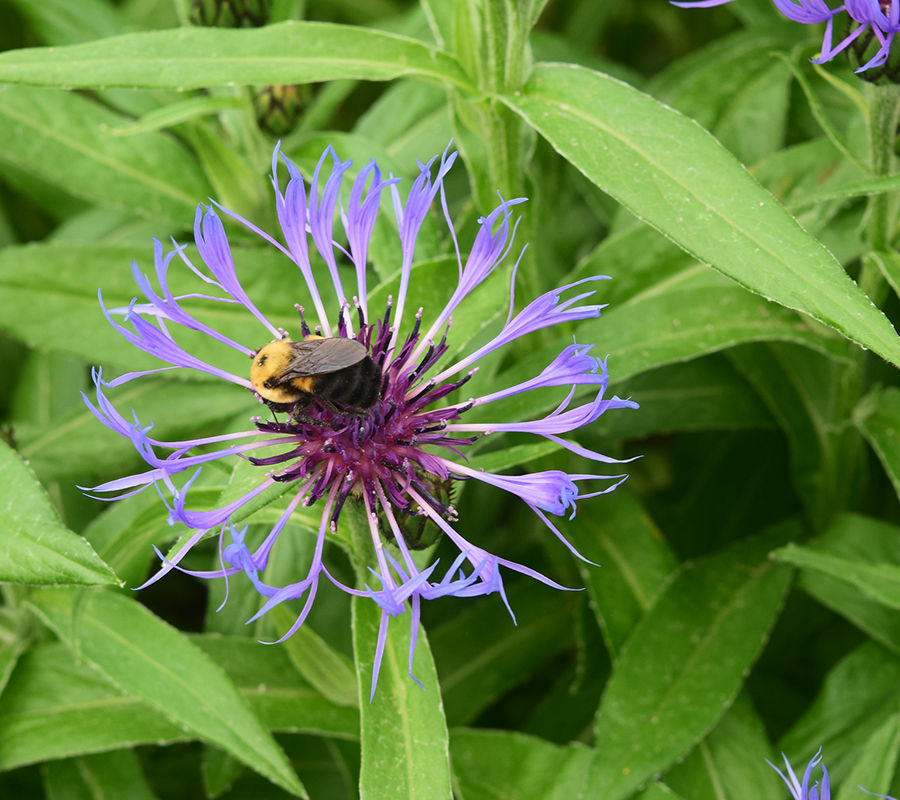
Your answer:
[288,395,328,427]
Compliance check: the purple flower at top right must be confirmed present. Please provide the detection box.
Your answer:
[768,749,897,799]
[673,0,900,73]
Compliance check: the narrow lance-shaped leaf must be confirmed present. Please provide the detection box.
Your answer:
[0,638,359,772]
[42,750,158,800]
[791,514,900,657]
[502,64,900,368]
[586,523,795,800]
[0,22,473,91]
[773,543,900,611]
[0,86,211,223]
[856,386,900,500]
[28,589,307,798]
[449,729,594,800]
[0,440,117,586]
[353,596,452,800]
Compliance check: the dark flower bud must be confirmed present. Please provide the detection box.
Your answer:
[190,0,270,28]
[253,84,308,137]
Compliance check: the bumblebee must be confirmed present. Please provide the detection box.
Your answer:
[251,335,381,417]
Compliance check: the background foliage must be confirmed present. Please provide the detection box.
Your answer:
[1,0,900,797]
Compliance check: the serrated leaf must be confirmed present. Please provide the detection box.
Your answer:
[503,63,900,368]
[28,589,306,798]
[0,22,473,90]
[0,440,117,586]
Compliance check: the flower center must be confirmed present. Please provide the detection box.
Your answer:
[248,302,477,532]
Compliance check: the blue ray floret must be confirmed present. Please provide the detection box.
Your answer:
[85,144,639,698]
[768,749,897,799]
[673,0,900,72]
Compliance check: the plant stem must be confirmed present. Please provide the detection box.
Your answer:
[860,82,900,303]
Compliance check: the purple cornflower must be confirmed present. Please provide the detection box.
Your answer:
[673,0,900,72]
[84,143,638,698]
[768,749,897,799]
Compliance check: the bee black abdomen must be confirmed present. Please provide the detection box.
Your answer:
[315,356,381,411]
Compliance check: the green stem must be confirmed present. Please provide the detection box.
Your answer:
[344,502,378,589]
[860,82,900,302]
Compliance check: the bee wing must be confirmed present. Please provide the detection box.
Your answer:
[284,337,368,377]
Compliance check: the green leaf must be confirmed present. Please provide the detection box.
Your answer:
[430,580,575,726]
[856,386,900,500]
[0,641,183,771]
[779,641,900,781]
[866,250,900,302]
[82,483,223,589]
[566,490,678,659]
[192,635,359,738]
[663,694,781,800]
[0,609,28,700]
[728,342,860,528]
[6,0,126,47]
[774,53,869,175]
[0,638,359,771]
[202,747,243,800]
[586,524,795,800]
[503,63,900,368]
[42,750,158,800]
[577,270,849,385]
[0,22,473,91]
[0,86,211,223]
[774,543,900,611]
[16,379,256,482]
[0,243,303,373]
[597,355,776,440]
[272,604,358,708]
[0,440,117,586]
[650,27,795,165]
[467,440,561,473]
[353,79,453,167]
[634,785,687,800]
[353,596,452,800]
[837,713,900,800]
[28,589,307,798]
[110,96,244,137]
[793,514,900,655]
[449,729,593,800]
[786,176,900,210]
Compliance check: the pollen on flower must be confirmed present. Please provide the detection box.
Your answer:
[83,142,639,698]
